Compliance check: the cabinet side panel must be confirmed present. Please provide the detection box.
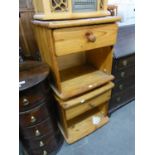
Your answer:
[34,26,61,91]
[86,46,114,74]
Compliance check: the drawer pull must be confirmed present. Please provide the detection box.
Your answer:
[122,60,128,66]
[88,85,93,88]
[39,141,44,147]
[116,97,121,102]
[30,116,36,123]
[85,31,96,42]
[43,150,47,155]
[119,84,123,90]
[35,130,41,136]
[80,99,85,104]
[23,98,29,106]
[121,72,125,78]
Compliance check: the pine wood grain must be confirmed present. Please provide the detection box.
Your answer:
[60,106,109,144]
[32,16,121,28]
[56,82,114,109]
[53,24,118,56]
[54,65,114,100]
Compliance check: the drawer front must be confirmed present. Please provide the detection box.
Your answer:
[113,76,135,94]
[53,24,118,56]
[24,131,63,150]
[113,65,135,81]
[19,82,50,112]
[22,117,58,139]
[65,90,112,120]
[114,54,135,70]
[20,103,49,127]
[28,133,63,155]
[110,86,135,111]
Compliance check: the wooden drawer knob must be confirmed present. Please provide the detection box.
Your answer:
[85,31,96,42]
[23,98,29,106]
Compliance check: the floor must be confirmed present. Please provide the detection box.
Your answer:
[56,101,135,155]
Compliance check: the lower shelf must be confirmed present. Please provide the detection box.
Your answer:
[53,65,114,100]
[58,109,109,144]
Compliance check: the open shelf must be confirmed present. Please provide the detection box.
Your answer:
[58,105,109,144]
[53,64,114,100]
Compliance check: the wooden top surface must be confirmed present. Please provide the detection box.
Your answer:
[56,82,114,109]
[19,61,50,91]
[32,16,121,29]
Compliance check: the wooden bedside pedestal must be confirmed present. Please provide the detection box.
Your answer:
[33,16,121,143]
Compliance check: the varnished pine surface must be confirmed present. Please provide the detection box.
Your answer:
[32,16,121,29]
[53,65,114,100]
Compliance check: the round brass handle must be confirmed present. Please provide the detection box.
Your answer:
[122,60,128,66]
[121,72,125,78]
[116,97,121,102]
[85,31,96,42]
[119,84,123,90]
[39,141,44,147]
[35,130,41,136]
[30,116,36,123]
[43,150,47,155]
[23,98,29,106]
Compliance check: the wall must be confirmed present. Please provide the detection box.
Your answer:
[108,0,135,24]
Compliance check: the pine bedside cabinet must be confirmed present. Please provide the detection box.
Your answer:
[33,16,121,144]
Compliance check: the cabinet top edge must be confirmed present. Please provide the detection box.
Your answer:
[32,16,121,29]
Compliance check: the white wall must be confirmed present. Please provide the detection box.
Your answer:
[108,0,135,24]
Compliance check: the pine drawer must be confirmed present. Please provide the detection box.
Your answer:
[56,82,114,121]
[53,24,118,56]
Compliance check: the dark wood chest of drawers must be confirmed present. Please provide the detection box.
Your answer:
[109,54,135,113]
[19,61,63,155]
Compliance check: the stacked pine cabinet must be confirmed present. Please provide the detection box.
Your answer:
[33,13,121,143]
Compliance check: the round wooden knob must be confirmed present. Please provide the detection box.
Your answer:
[85,31,96,42]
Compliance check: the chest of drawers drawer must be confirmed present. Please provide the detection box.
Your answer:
[28,134,63,155]
[20,103,50,128]
[113,54,135,71]
[53,23,118,56]
[113,65,135,82]
[110,86,135,111]
[24,131,63,150]
[21,117,57,139]
[19,82,49,112]
[113,76,135,94]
